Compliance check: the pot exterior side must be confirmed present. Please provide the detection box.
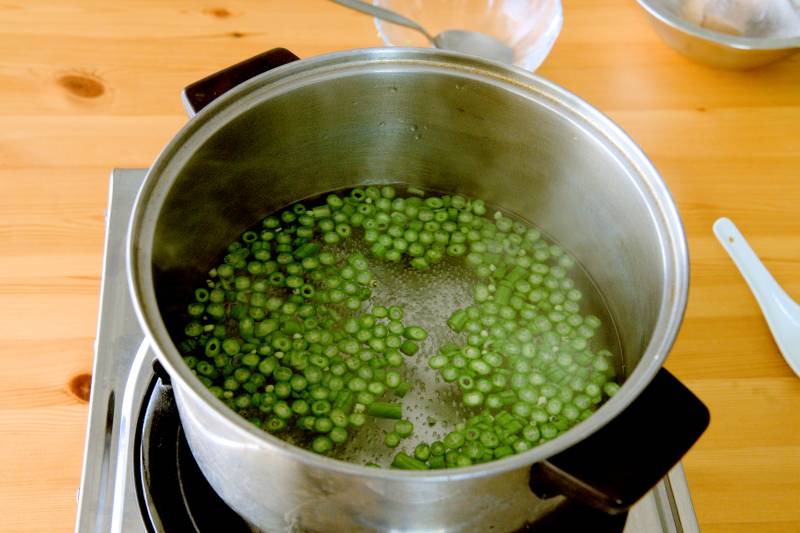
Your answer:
[175,380,560,532]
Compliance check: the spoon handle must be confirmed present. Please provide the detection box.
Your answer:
[714,217,797,313]
[714,217,800,377]
[329,0,434,43]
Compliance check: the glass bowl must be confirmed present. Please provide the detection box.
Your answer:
[373,0,563,71]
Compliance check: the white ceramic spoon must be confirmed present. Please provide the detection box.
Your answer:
[714,217,800,378]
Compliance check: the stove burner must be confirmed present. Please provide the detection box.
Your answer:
[135,376,251,532]
[134,371,627,533]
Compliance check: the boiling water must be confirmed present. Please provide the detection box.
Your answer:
[192,187,624,466]
[320,204,624,466]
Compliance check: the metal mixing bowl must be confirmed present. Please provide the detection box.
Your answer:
[636,0,800,69]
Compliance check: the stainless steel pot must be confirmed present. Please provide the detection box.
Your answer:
[128,48,709,532]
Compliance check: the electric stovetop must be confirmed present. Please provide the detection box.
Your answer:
[76,169,701,533]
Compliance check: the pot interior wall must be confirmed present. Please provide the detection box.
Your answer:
[152,67,665,376]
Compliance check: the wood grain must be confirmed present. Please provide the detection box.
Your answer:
[0,0,798,531]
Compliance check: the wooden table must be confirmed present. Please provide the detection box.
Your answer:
[1,1,798,531]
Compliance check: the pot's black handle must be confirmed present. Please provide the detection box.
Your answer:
[181,48,300,116]
[529,368,709,513]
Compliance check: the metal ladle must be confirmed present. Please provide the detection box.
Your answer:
[331,0,516,64]
[714,217,800,378]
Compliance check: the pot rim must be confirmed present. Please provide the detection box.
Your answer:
[127,47,689,482]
